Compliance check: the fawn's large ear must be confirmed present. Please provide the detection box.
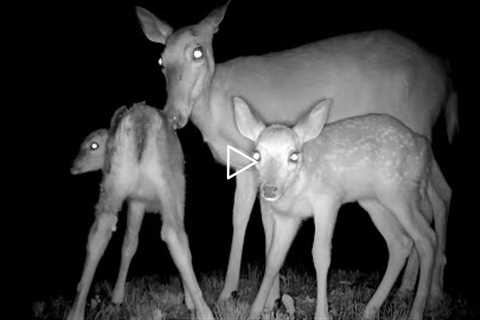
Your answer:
[233,96,265,142]
[196,1,230,34]
[110,105,129,134]
[85,128,109,145]
[136,7,173,44]
[294,98,332,143]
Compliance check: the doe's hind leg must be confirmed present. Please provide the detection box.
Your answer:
[427,160,450,304]
[425,181,447,307]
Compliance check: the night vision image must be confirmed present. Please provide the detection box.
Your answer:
[31,1,477,319]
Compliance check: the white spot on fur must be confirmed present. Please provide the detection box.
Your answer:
[111,216,118,232]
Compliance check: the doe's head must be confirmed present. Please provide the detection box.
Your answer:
[233,97,332,201]
[71,129,109,175]
[136,2,230,129]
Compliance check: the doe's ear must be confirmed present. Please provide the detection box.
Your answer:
[294,98,333,143]
[233,96,265,142]
[136,6,173,44]
[196,0,230,34]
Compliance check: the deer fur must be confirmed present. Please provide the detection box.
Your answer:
[67,102,213,320]
[234,97,442,320]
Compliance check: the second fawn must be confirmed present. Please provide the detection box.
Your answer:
[67,102,213,320]
[234,97,443,320]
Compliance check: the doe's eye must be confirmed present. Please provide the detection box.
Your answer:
[192,46,204,60]
[252,151,261,161]
[289,151,299,163]
[90,142,99,150]
[158,57,163,67]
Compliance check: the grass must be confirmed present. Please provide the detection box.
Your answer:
[32,266,478,320]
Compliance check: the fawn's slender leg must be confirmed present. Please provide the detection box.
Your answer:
[260,198,280,311]
[67,211,119,320]
[311,197,340,320]
[359,200,412,319]
[112,200,146,303]
[398,159,450,299]
[219,171,257,301]
[248,214,301,320]
[158,186,214,320]
[381,190,436,320]
[398,248,420,295]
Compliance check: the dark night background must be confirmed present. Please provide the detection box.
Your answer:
[31,0,478,309]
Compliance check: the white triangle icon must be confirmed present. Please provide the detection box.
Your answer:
[226,145,258,180]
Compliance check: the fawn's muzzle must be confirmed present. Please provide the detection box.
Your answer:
[168,112,186,130]
[261,184,280,201]
[70,166,79,175]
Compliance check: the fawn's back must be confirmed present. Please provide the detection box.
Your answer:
[303,114,431,201]
[104,103,184,210]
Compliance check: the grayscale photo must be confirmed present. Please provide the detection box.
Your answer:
[31,1,477,319]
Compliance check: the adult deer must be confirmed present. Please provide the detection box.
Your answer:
[67,103,213,320]
[136,1,455,310]
[233,97,440,320]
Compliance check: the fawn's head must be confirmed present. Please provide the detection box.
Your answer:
[71,129,109,175]
[234,97,332,201]
[136,2,229,129]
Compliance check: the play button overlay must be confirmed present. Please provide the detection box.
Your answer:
[226,145,258,180]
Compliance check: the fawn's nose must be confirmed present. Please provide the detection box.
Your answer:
[261,184,279,201]
[70,162,81,175]
[70,166,79,175]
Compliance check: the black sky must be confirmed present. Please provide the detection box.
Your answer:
[31,0,477,305]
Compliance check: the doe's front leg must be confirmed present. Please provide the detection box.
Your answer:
[219,171,258,301]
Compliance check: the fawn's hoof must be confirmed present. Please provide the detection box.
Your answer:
[427,291,444,310]
[395,288,414,300]
[111,293,124,305]
[196,309,215,320]
[217,289,239,303]
[247,311,262,320]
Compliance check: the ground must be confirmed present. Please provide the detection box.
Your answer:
[32,266,478,320]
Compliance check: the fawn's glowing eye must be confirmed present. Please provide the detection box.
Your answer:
[192,47,204,60]
[252,151,261,161]
[90,142,99,150]
[289,151,299,163]
[158,57,164,67]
